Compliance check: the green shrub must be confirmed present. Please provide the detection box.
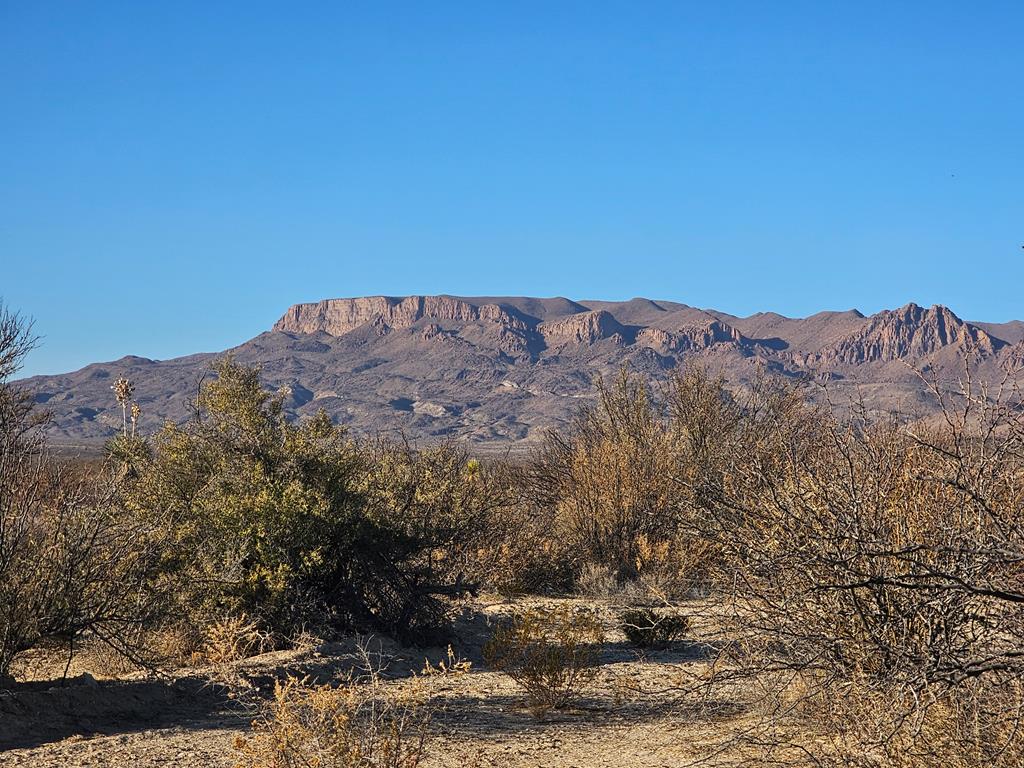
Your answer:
[120,357,492,645]
[619,608,689,649]
[482,606,604,714]
[120,358,362,636]
[355,438,504,641]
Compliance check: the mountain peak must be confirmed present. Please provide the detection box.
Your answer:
[820,302,1001,364]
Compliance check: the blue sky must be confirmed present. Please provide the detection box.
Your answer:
[3,2,1022,377]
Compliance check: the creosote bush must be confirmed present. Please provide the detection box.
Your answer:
[482,606,604,715]
[118,357,499,646]
[354,437,505,640]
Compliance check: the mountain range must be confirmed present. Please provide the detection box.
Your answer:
[20,295,1024,451]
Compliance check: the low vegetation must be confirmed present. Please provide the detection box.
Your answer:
[482,606,604,715]
[234,672,432,768]
[619,608,689,649]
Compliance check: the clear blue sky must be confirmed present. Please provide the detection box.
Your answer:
[3,2,1022,377]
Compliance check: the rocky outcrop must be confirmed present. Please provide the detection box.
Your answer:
[817,303,1001,364]
[274,296,527,336]
[420,323,447,341]
[1003,342,1024,372]
[636,320,745,353]
[539,310,626,345]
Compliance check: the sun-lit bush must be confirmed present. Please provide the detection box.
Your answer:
[483,605,604,715]
[233,673,432,768]
[118,357,500,646]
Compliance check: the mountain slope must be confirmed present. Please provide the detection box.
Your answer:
[20,295,1024,450]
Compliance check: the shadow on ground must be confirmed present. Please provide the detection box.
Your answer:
[430,691,746,737]
[0,676,236,751]
[0,604,725,752]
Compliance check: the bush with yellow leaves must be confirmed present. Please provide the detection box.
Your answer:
[483,605,604,715]
[233,672,431,768]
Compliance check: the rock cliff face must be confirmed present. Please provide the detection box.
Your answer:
[818,303,1001,365]
[274,296,526,336]
[21,295,1024,451]
[539,310,626,345]
[637,320,745,354]
[1004,342,1024,372]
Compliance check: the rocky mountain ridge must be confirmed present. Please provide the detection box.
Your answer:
[816,303,1003,365]
[20,296,1024,450]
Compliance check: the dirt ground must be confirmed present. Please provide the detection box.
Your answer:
[0,597,746,768]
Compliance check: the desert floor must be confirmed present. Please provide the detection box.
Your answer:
[0,597,749,768]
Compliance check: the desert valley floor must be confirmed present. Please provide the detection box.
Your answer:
[1,595,751,768]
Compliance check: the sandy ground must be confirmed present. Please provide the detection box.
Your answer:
[0,597,744,768]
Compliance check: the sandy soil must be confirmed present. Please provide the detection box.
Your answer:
[0,597,744,768]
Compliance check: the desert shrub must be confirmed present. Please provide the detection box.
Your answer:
[354,439,506,640]
[466,473,574,596]
[526,366,753,596]
[200,614,272,665]
[529,370,683,585]
[233,673,432,768]
[0,475,166,683]
[575,562,619,598]
[120,358,363,637]
[0,304,163,684]
[691,377,1024,766]
[482,605,605,714]
[231,639,465,768]
[516,362,1024,764]
[619,608,689,649]
[798,677,1024,768]
[120,357,493,645]
[358,439,499,577]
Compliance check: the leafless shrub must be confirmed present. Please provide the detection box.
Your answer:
[522,361,1024,765]
[528,367,725,594]
[200,614,272,665]
[233,673,431,768]
[0,468,173,683]
[576,563,619,599]
[0,304,164,684]
[689,367,1024,766]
